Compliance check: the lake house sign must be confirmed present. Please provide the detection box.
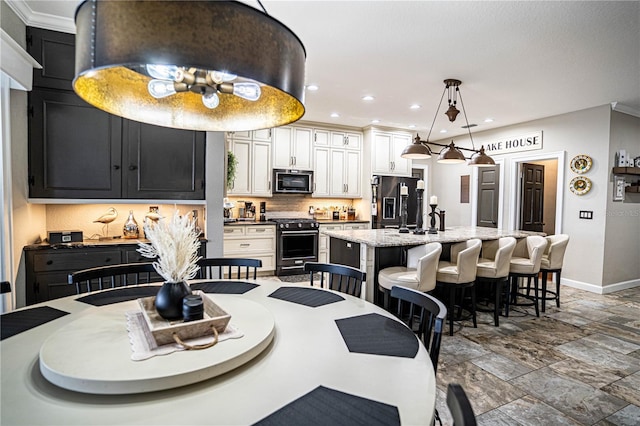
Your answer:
[483,131,543,156]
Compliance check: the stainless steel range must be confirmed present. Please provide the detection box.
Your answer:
[272,218,319,276]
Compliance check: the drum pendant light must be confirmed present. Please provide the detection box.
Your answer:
[73,0,306,131]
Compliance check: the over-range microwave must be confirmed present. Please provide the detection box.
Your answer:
[273,169,314,194]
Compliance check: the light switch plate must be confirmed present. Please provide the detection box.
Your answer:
[579,210,593,219]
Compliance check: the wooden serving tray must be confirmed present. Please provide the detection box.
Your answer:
[138,291,231,346]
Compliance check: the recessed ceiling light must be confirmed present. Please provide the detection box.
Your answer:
[439,129,447,133]
[484,118,494,123]
[362,95,374,101]
[408,124,416,129]
[330,112,340,118]
[371,119,380,124]
[410,104,421,110]
[306,84,319,91]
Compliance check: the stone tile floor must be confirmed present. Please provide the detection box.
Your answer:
[434,285,640,426]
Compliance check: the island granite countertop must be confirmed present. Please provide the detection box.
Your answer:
[321,226,542,248]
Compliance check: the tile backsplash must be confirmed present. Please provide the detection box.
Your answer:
[43,204,204,242]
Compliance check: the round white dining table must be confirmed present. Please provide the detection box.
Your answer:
[0,279,436,425]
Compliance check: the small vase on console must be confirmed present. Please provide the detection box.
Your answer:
[155,281,193,320]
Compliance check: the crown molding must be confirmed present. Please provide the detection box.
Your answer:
[6,1,76,34]
[611,102,640,119]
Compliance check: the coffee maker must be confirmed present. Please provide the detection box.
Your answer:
[244,201,256,220]
[259,202,266,221]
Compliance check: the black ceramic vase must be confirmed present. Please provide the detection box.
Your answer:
[155,281,192,320]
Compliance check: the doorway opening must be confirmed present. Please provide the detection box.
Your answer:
[509,151,566,235]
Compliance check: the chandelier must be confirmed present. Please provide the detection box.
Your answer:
[73,0,306,132]
[401,79,495,167]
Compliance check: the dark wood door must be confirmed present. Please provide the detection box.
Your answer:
[520,163,545,232]
[477,165,500,228]
[123,121,206,199]
[27,26,75,91]
[28,89,123,198]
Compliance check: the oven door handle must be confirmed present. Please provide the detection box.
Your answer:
[279,230,319,236]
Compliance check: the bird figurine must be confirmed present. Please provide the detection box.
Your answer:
[93,207,118,238]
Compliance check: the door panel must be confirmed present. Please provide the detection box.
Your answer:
[521,163,545,232]
[477,165,500,228]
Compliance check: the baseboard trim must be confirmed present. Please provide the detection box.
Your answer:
[561,277,640,294]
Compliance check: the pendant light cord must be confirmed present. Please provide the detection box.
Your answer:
[425,86,447,142]
[256,0,269,15]
[457,87,477,151]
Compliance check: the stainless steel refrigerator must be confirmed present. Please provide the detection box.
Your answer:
[371,175,420,228]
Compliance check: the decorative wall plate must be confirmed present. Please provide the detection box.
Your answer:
[570,176,592,195]
[570,154,592,174]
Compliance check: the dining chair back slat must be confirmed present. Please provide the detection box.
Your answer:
[446,383,477,426]
[69,263,157,294]
[303,262,366,297]
[390,285,447,374]
[197,258,262,280]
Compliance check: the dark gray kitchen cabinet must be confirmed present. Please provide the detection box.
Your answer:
[24,242,207,305]
[28,88,123,199]
[27,26,75,91]
[123,121,206,200]
[27,26,206,200]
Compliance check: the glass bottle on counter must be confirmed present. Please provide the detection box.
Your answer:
[123,210,139,239]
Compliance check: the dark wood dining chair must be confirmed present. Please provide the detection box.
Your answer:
[390,285,447,374]
[197,258,262,280]
[303,262,366,297]
[69,262,158,294]
[446,383,477,426]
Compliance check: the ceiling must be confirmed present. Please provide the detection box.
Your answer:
[9,0,640,140]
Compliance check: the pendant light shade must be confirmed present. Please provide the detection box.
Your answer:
[468,146,496,166]
[437,141,466,164]
[73,0,306,131]
[400,135,432,159]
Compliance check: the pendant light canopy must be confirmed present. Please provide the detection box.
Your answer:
[400,79,495,167]
[73,0,306,132]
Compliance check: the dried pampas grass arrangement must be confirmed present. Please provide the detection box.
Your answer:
[137,210,202,283]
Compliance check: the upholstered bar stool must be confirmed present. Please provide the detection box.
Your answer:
[539,234,570,312]
[378,243,442,310]
[436,239,482,335]
[507,235,547,317]
[475,237,516,326]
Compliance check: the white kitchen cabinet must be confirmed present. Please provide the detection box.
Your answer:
[227,135,272,196]
[312,126,362,199]
[327,149,361,198]
[230,129,272,142]
[313,146,331,197]
[331,131,361,150]
[272,126,313,170]
[371,130,412,176]
[223,225,276,274]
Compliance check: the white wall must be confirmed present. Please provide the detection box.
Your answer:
[431,105,634,291]
[603,111,640,288]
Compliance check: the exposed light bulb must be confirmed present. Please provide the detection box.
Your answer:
[210,70,237,84]
[146,64,180,80]
[148,79,177,98]
[202,92,220,109]
[233,82,261,101]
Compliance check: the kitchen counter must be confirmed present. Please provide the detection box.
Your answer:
[23,237,208,251]
[323,226,543,304]
[321,226,538,247]
[223,220,275,226]
[316,219,370,224]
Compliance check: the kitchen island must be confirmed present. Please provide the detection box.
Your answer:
[321,226,542,303]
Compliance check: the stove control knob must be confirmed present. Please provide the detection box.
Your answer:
[285,223,289,229]
[298,223,303,228]
[279,224,284,229]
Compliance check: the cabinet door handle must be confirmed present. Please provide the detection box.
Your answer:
[345,184,349,193]
[240,243,250,247]
[293,156,296,166]
[46,260,53,265]
[129,165,138,171]
[255,229,266,232]
[113,165,120,170]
